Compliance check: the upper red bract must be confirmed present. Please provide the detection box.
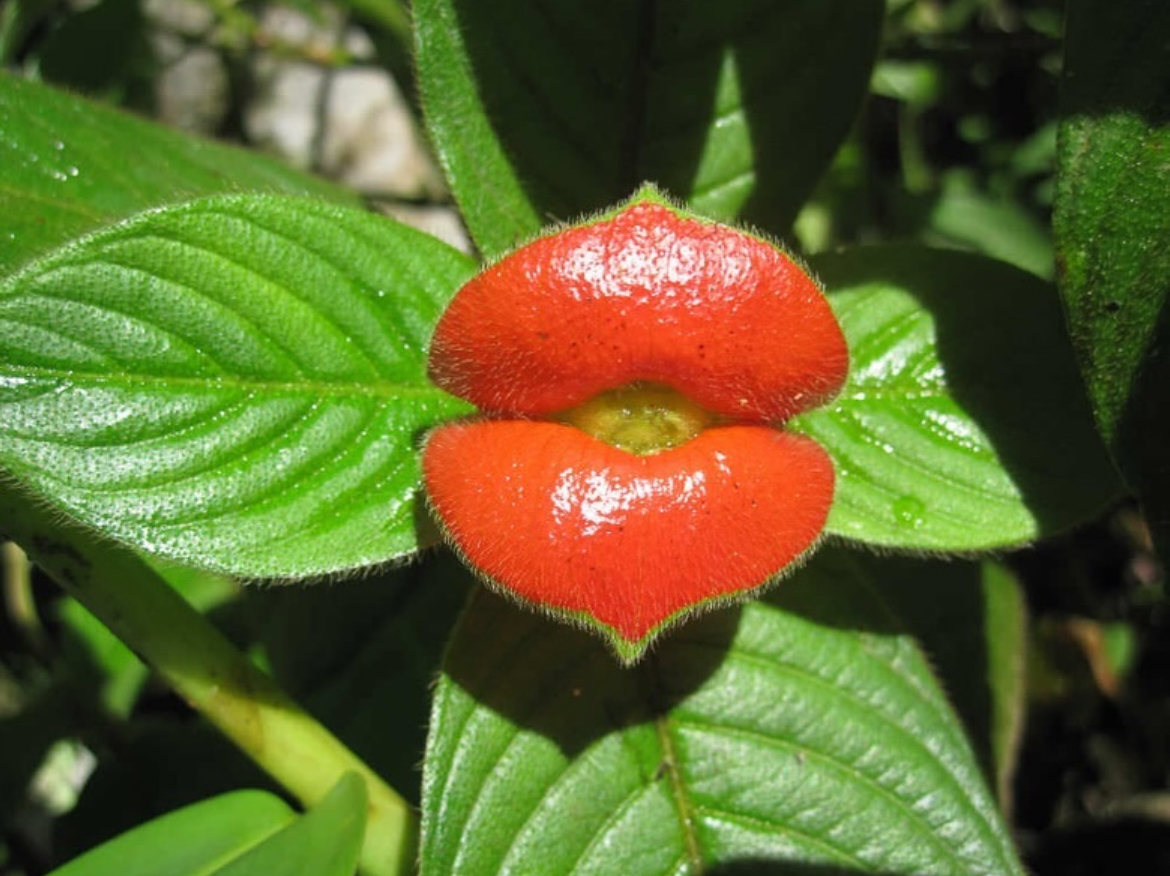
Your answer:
[429,203,848,422]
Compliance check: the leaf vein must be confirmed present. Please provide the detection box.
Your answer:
[692,806,869,868]
[675,718,970,870]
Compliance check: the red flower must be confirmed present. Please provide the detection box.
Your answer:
[423,192,848,662]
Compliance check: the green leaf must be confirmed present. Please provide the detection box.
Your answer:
[871,557,1027,810]
[421,547,1024,876]
[34,0,148,99]
[0,0,57,65]
[255,551,474,804]
[1054,0,1170,559]
[49,790,296,876]
[791,246,1121,550]
[56,596,151,718]
[0,73,358,272]
[0,194,477,577]
[980,564,1027,809]
[923,177,1055,281]
[215,773,366,876]
[414,0,882,258]
[56,724,278,863]
[52,776,364,876]
[0,687,74,827]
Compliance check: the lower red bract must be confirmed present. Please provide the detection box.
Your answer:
[423,420,834,650]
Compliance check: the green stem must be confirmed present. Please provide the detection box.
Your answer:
[0,489,416,876]
[340,0,412,44]
[3,539,50,660]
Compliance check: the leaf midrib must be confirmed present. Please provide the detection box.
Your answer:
[672,638,1013,874]
[0,363,454,402]
[654,711,703,871]
[0,177,110,226]
[642,657,704,872]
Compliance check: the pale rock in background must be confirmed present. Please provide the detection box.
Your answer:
[244,5,443,200]
[319,69,443,198]
[144,0,214,37]
[378,203,473,255]
[244,60,324,167]
[146,0,229,134]
[155,44,230,134]
[144,1,457,248]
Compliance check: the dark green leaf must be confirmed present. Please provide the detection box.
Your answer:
[337,0,414,104]
[421,548,1024,875]
[255,551,473,804]
[414,0,882,257]
[55,776,364,876]
[0,0,56,64]
[0,195,476,577]
[869,557,1027,809]
[923,178,1054,280]
[35,0,147,98]
[792,246,1121,550]
[215,773,366,876]
[980,563,1027,808]
[0,687,74,828]
[1054,0,1170,558]
[56,597,150,719]
[49,790,295,876]
[56,724,278,864]
[0,73,357,272]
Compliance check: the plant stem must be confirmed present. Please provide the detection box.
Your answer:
[0,488,416,876]
[341,0,412,44]
[2,539,50,660]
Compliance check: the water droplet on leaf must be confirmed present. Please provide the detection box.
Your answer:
[893,495,926,529]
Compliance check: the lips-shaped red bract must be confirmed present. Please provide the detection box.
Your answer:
[423,195,848,661]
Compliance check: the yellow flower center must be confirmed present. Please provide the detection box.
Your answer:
[557,382,717,455]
